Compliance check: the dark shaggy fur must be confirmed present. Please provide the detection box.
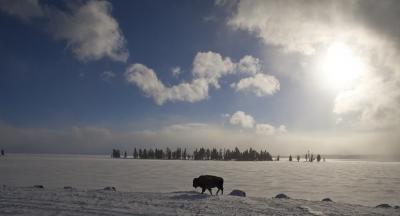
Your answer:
[193,175,224,195]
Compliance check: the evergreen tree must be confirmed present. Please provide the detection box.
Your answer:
[193,149,198,160]
[224,149,231,160]
[176,148,182,160]
[111,149,121,158]
[289,155,292,161]
[297,155,300,162]
[199,148,205,160]
[205,148,211,160]
[148,149,155,159]
[183,148,187,160]
[133,148,138,159]
[218,149,223,160]
[166,147,172,160]
[143,149,148,159]
[139,149,143,159]
[317,154,321,162]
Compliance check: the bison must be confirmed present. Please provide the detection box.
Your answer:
[193,175,224,195]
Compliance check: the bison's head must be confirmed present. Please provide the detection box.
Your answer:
[192,178,199,188]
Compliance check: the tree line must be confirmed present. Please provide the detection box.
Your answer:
[112,147,326,162]
[112,147,274,161]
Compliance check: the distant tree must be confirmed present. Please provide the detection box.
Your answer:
[138,149,143,159]
[276,155,280,161]
[265,151,273,161]
[124,151,127,159]
[249,148,256,161]
[160,149,164,159]
[193,149,198,160]
[148,149,155,159]
[289,155,292,161]
[205,148,211,160]
[154,148,158,159]
[158,148,163,159]
[210,148,218,160]
[176,148,182,160]
[111,149,121,158]
[310,154,314,162]
[133,148,138,159]
[166,148,172,160]
[317,154,321,162]
[173,149,177,159]
[183,148,187,160]
[199,148,205,160]
[0,149,4,156]
[143,149,148,159]
[154,148,164,159]
[305,153,308,162]
[296,155,300,162]
[233,147,240,160]
[224,149,231,160]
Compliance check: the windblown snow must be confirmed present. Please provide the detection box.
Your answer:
[0,186,398,216]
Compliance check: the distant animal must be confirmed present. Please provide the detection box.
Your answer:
[376,203,391,208]
[103,186,116,191]
[193,175,224,195]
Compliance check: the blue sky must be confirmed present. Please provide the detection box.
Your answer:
[0,0,399,155]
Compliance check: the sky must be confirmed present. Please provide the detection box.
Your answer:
[0,0,399,155]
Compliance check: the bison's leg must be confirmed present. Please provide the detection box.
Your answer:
[216,188,220,195]
[201,188,206,194]
[208,188,213,195]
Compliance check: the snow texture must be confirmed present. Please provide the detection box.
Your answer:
[1,186,399,216]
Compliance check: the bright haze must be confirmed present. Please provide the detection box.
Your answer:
[0,0,399,156]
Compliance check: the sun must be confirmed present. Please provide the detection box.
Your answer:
[319,42,364,90]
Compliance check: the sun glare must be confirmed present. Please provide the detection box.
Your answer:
[319,42,364,90]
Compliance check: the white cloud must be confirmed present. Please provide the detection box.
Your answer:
[231,73,280,96]
[100,71,116,81]
[127,51,277,105]
[228,0,353,55]
[229,111,286,136]
[0,0,44,20]
[227,0,400,130]
[333,73,400,130]
[192,51,235,88]
[229,111,255,128]
[0,0,129,62]
[47,0,128,62]
[162,123,209,133]
[236,55,262,75]
[255,123,287,136]
[171,67,182,77]
[255,123,275,135]
[125,64,209,105]
[277,125,287,133]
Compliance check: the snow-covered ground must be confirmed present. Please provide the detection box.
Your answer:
[0,186,399,216]
[1,154,400,207]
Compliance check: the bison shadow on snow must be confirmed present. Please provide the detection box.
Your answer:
[193,175,224,195]
[171,191,209,200]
